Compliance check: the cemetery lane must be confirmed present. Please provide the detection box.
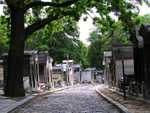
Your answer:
[11,84,122,113]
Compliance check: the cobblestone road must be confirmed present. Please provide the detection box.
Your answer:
[12,85,122,113]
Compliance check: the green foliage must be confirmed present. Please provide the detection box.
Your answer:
[48,32,87,65]
[87,18,132,69]
[87,31,103,69]
[3,0,149,66]
[25,15,88,67]
[86,1,149,69]
[0,16,9,54]
[25,16,78,49]
[135,14,150,25]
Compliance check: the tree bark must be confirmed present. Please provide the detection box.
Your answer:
[3,0,76,97]
[4,7,25,97]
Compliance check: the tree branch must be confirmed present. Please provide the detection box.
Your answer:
[25,10,75,39]
[24,0,78,12]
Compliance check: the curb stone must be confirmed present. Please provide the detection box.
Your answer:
[111,88,150,104]
[95,87,132,113]
[1,86,71,113]
[1,95,35,113]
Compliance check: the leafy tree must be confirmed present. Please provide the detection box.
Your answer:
[87,19,133,69]
[87,1,149,70]
[136,14,150,24]
[0,16,9,54]
[2,0,84,97]
[1,0,147,97]
[77,41,89,68]
[25,15,89,67]
[88,31,103,69]
[48,31,88,67]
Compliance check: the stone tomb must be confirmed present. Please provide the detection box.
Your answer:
[2,51,53,93]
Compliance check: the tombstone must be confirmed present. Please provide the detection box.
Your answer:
[52,65,63,87]
[72,64,81,83]
[81,68,96,83]
[112,44,135,91]
[38,52,53,89]
[2,50,53,93]
[62,60,74,85]
[0,60,4,94]
[62,63,67,84]
[2,51,38,93]
[103,51,112,86]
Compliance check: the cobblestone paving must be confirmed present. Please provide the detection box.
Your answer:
[12,85,122,113]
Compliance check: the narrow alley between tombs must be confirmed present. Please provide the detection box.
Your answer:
[11,85,122,113]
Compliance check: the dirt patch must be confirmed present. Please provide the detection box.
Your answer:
[99,86,150,113]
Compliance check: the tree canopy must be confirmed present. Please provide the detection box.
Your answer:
[0,16,9,55]
[87,13,150,69]
[0,0,149,97]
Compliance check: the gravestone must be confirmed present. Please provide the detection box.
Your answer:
[112,44,134,88]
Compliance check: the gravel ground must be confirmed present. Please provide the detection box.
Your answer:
[98,85,150,113]
[11,84,122,113]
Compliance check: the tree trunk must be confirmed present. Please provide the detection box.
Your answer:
[4,7,25,97]
[143,45,150,99]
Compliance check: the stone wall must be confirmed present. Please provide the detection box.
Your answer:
[0,65,3,87]
[115,60,134,86]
